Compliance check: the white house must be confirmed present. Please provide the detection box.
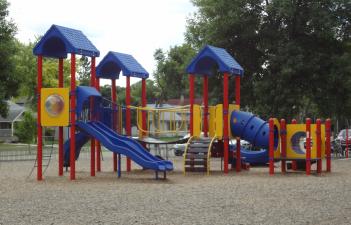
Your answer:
[0,101,26,142]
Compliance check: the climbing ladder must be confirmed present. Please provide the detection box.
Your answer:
[27,136,55,178]
[183,137,216,175]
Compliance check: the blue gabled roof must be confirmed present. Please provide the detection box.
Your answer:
[96,51,149,79]
[186,45,244,76]
[33,24,100,58]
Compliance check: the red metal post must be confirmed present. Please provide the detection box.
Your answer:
[37,55,43,181]
[189,75,195,136]
[269,118,275,175]
[346,128,349,158]
[306,118,311,175]
[235,75,241,172]
[291,119,297,170]
[70,54,76,180]
[95,77,101,172]
[223,73,229,174]
[235,76,240,106]
[316,119,322,174]
[280,119,286,173]
[112,78,117,172]
[326,119,331,172]
[141,78,147,148]
[90,57,96,176]
[58,58,64,176]
[203,76,208,137]
[126,76,131,171]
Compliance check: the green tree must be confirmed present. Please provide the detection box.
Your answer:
[14,40,71,110]
[14,111,36,144]
[77,56,91,86]
[153,44,197,103]
[0,0,19,117]
[185,0,351,122]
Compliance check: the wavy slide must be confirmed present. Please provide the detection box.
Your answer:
[74,121,173,171]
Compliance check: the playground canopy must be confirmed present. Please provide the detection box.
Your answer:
[33,24,100,58]
[186,45,244,76]
[76,86,102,114]
[96,51,149,79]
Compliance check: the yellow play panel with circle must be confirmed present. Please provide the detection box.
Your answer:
[41,88,69,127]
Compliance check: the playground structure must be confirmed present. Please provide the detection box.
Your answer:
[181,45,332,176]
[33,25,173,181]
[33,24,332,181]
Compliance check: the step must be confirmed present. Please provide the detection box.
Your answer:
[187,148,209,153]
[193,139,211,144]
[189,144,209,148]
[184,154,207,159]
[185,160,207,166]
[185,167,207,172]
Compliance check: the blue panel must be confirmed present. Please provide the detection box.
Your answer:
[96,51,149,79]
[76,86,101,114]
[33,24,100,58]
[186,45,244,76]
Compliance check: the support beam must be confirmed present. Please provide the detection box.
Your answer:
[189,75,195,136]
[37,55,43,181]
[58,58,64,176]
[70,54,76,180]
[280,119,286,173]
[126,76,131,171]
[90,57,96,176]
[316,119,322,174]
[326,119,331,172]
[291,119,297,170]
[306,118,311,176]
[223,73,229,174]
[95,77,101,172]
[203,76,208,137]
[235,75,241,172]
[112,78,117,172]
[269,118,275,175]
[142,78,147,138]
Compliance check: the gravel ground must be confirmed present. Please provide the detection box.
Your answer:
[0,154,350,225]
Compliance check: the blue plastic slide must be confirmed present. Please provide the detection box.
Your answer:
[64,132,90,167]
[76,121,173,171]
[230,110,279,165]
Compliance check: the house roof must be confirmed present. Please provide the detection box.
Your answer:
[96,51,149,79]
[33,24,100,59]
[186,45,244,76]
[0,101,26,122]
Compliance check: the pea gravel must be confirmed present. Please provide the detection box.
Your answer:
[0,155,350,225]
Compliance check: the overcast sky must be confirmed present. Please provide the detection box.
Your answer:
[8,0,196,86]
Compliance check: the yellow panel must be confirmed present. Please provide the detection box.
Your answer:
[193,104,202,137]
[41,88,69,127]
[286,124,325,159]
[208,106,216,138]
[215,104,223,139]
[273,118,281,158]
[228,104,240,138]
